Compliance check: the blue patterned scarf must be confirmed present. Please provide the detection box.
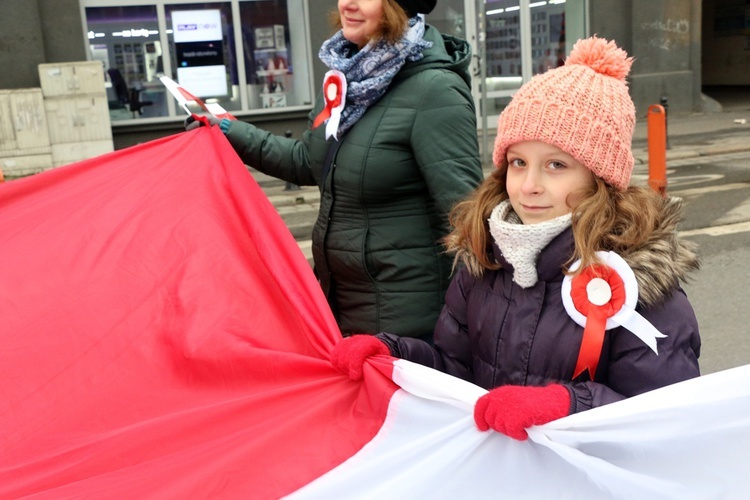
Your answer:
[318,17,432,137]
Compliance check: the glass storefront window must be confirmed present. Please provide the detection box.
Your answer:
[82,0,583,128]
[86,5,167,120]
[484,0,523,114]
[530,1,566,76]
[485,0,522,78]
[482,0,575,116]
[239,0,309,109]
[82,0,313,123]
[484,0,567,80]
[165,3,240,113]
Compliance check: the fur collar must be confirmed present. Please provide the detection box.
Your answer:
[616,196,700,307]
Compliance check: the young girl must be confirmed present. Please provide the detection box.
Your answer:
[331,36,701,440]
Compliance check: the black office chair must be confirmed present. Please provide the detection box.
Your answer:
[127,86,153,117]
[107,68,153,118]
[107,68,129,107]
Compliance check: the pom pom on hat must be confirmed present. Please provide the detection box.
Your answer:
[492,36,636,190]
[394,0,437,17]
[565,37,633,80]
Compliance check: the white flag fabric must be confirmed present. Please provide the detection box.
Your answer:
[291,359,750,499]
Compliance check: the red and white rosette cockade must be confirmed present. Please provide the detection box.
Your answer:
[312,70,347,140]
[561,251,667,379]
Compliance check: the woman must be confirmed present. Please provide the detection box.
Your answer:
[202,0,483,341]
[332,37,701,440]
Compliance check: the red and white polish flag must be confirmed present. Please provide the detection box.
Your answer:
[1,128,749,499]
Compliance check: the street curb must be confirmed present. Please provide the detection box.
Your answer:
[697,144,750,157]
[634,144,750,165]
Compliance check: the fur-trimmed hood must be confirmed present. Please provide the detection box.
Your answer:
[459,196,700,308]
[617,196,700,307]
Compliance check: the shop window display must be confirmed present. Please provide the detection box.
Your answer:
[239,0,309,110]
[165,3,240,114]
[83,0,313,122]
[86,5,165,120]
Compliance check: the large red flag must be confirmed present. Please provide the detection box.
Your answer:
[0,127,396,498]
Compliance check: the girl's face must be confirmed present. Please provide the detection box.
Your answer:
[338,0,384,48]
[505,140,595,224]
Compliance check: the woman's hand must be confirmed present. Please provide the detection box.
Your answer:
[330,335,390,380]
[184,114,223,132]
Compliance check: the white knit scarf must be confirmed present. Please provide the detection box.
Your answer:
[488,200,572,288]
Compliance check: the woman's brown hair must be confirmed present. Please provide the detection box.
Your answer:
[444,166,668,278]
[329,0,409,45]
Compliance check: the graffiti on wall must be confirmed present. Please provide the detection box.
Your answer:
[640,18,690,51]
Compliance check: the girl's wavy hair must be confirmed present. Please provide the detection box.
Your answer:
[444,162,667,277]
[329,0,409,45]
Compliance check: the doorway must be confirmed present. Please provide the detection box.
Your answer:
[701,0,750,113]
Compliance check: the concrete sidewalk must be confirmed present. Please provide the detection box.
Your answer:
[254,105,750,264]
[632,108,750,163]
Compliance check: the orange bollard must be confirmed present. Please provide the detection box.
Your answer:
[0,167,4,183]
[647,104,667,197]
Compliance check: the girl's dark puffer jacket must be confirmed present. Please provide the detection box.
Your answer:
[379,198,702,413]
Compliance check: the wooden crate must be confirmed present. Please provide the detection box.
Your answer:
[38,61,106,98]
[0,89,51,158]
[44,95,112,144]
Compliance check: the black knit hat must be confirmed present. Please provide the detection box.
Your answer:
[395,0,437,17]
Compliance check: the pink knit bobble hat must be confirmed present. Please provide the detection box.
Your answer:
[492,36,636,190]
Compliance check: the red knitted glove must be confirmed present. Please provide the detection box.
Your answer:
[331,335,390,380]
[473,384,571,440]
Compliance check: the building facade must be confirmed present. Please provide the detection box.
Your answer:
[2,0,746,151]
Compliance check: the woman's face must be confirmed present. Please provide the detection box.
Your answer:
[505,140,595,224]
[338,0,384,48]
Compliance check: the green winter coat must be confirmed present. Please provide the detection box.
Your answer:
[224,25,483,338]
